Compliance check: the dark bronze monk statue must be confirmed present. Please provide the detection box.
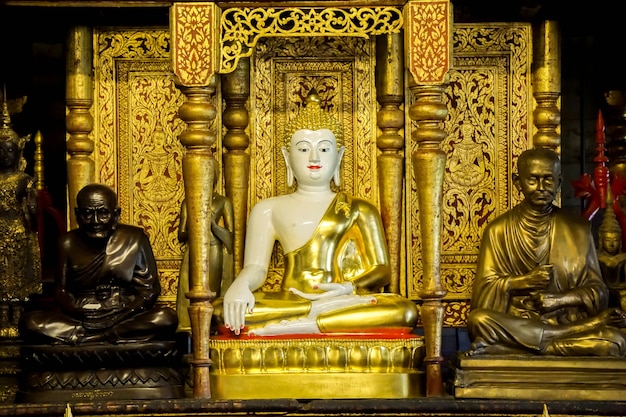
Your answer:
[468,148,626,357]
[21,183,177,344]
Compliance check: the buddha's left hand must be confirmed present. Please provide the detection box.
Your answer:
[289,282,354,300]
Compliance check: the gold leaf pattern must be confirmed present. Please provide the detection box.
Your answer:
[404,1,451,84]
[94,28,221,300]
[171,3,218,86]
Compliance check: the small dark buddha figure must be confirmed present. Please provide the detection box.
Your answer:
[21,183,177,345]
[0,100,40,338]
[597,206,626,311]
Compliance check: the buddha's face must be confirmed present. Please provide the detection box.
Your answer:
[0,141,18,170]
[287,128,341,187]
[601,231,622,255]
[514,154,562,209]
[75,187,120,240]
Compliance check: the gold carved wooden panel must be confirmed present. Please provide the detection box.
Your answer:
[92,28,222,306]
[407,24,533,326]
[252,36,377,290]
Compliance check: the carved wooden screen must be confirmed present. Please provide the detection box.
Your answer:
[407,23,533,326]
[90,24,532,321]
[92,27,222,307]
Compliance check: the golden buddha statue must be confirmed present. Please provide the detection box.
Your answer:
[597,205,626,311]
[213,90,418,336]
[0,100,41,337]
[468,148,626,357]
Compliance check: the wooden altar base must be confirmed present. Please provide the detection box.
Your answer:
[2,397,626,417]
[452,354,626,401]
[209,334,425,399]
[16,341,185,403]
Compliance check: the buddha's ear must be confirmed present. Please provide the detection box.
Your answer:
[282,146,294,187]
[333,146,346,187]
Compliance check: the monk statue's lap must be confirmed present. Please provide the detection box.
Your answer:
[21,183,177,345]
[214,90,418,336]
[467,148,626,357]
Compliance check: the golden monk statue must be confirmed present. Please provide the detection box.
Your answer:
[468,148,626,357]
[597,206,626,311]
[177,166,234,334]
[0,100,40,337]
[214,90,418,336]
[21,183,178,344]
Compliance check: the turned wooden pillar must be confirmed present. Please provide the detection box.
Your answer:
[65,25,94,229]
[222,57,250,275]
[170,2,221,398]
[532,20,561,152]
[404,0,452,397]
[376,32,405,295]
[177,83,218,399]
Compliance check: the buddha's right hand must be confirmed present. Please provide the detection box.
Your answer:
[222,278,256,335]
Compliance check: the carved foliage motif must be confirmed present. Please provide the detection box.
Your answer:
[221,7,402,74]
[407,24,532,326]
[94,28,199,301]
[403,1,451,84]
[170,3,219,86]
[252,36,376,291]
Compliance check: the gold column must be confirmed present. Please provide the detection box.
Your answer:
[532,20,561,151]
[376,33,405,295]
[170,2,221,398]
[404,0,451,397]
[65,25,94,229]
[178,83,217,398]
[222,57,250,275]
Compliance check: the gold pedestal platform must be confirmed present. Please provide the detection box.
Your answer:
[453,354,626,401]
[209,334,425,399]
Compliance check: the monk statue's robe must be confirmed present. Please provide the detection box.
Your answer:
[468,203,626,356]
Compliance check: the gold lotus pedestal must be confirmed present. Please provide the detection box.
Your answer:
[453,354,626,401]
[209,334,425,399]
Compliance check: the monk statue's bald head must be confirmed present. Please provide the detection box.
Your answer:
[513,148,562,210]
[75,183,121,240]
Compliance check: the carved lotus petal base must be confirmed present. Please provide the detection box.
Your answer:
[209,334,425,399]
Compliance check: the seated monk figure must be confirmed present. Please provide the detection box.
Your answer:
[21,183,178,344]
[214,91,418,336]
[468,148,626,357]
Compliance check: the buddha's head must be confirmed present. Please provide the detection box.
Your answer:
[282,89,345,188]
[0,101,27,172]
[75,183,121,241]
[513,148,562,210]
[599,207,623,255]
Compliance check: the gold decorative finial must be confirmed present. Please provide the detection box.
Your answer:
[283,88,343,147]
